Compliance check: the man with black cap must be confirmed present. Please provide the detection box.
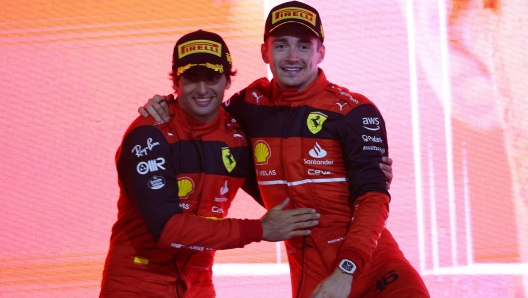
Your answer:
[100,29,321,297]
[140,2,428,297]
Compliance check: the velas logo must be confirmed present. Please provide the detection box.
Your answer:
[222,147,237,172]
[178,40,222,59]
[272,7,317,26]
[307,112,328,134]
[177,177,195,199]
[254,140,271,165]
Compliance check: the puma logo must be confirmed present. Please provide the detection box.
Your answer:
[251,92,264,103]
[335,102,348,111]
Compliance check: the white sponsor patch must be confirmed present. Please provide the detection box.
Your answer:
[132,138,160,157]
[170,243,212,251]
[328,237,344,244]
[214,181,230,203]
[304,159,334,165]
[308,169,332,176]
[338,89,359,104]
[335,102,347,111]
[258,170,277,176]
[251,91,264,103]
[362,135,383,143]
[362,117,380,131]
[137,157,166,174]
[212,206,224,214]
[363,146,386,155]
[220,180,229,195]
[309,142,327,158]
[148,175,166,189]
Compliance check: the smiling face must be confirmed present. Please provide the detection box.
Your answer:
[261,26,325,91]
[175,67,231,124]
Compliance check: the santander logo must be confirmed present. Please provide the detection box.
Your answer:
[309,142,327,158]
[220,180,229,195]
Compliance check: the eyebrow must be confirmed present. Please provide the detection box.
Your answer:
[272,37,313,44]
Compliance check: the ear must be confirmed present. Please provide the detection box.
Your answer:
[173,77,180,93]
[261,43,269,64]
[225,79,231,90]
[317,44,325,64]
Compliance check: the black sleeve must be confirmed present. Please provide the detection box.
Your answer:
[240,145,264,208]
[222,90,265,207]
[337,104,390,203]
[222,89,248,128]
[117,125,181,242]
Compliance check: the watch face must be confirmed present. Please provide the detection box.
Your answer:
[343,261,354,271]
[340,259,356,274]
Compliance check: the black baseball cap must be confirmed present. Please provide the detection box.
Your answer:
[172,30,232,76]
[264,1,324,43]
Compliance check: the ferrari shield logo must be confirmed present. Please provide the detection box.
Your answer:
[222,147,236,172]
[307,112,328,134]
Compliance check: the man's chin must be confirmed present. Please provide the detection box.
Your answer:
[276,77,303,89]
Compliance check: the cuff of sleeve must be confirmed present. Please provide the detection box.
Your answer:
[239,219,263,246]
[337,251,366,277]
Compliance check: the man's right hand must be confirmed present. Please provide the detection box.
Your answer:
[260,198,320,242]
[138,94,173,123]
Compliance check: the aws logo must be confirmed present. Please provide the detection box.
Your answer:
[362,117,380,131]
[307,112,328,134]
[177,177,194,199]
[254,140,271,165]
[222,147,237,172]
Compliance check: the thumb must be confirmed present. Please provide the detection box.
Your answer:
[167,94,175,102]
[272,198,290,210]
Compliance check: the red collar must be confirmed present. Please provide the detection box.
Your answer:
[271,69,329,104]
[170,100,222,138]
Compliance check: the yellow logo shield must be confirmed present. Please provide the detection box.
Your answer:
[222,147,237,172]
[177,177,194,199]
[307,112,328,134]
[254,140,271,165]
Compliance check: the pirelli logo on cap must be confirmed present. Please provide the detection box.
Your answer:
[272,7,317,26]
[178,40,222,59]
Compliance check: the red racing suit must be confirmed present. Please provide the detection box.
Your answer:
[100,102,263,297]
[224,70,429,297]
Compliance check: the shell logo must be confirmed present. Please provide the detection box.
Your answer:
[254,140,271,165]
[177,177,194,199]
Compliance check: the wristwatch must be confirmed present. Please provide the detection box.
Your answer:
[338,259,357,275]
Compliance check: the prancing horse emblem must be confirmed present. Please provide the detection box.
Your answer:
[306,112,328,134]
[222,147,237,172]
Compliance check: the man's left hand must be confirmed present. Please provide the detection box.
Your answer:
[380,156,393,190]
[310,268,353,298]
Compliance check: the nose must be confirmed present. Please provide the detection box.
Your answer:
[196,80,207,94]
[287,48,300,62]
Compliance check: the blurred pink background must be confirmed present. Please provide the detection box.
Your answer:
[1,0,526,297]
